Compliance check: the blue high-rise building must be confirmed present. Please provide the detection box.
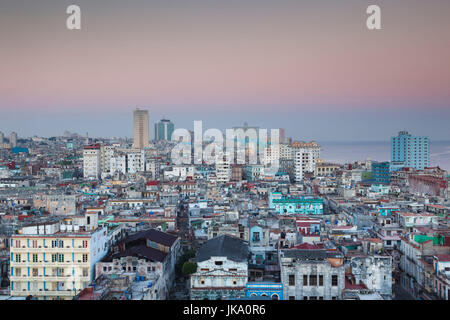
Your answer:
[154,119,174,141]
[372,161,390,184]
[390,131,429,170]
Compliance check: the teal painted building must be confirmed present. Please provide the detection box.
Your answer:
[269,192,323,215]
[155,119,174,141]
[246,283,283,300]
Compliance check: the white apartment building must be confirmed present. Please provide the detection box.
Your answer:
[83,144,101,179]
[262,145,280,166]
[215,153,231,184]
[108,149,146,175]
[292,141,321,182]
[100,145,115,178]
[127,149,146,173]
[145,157,161,180]
[279,143,293,160]
[164,165,194,181]
[9,214,109,300]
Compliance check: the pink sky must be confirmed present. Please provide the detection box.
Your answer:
[1,0,449,112]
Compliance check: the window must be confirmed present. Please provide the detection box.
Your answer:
[303,296,308,300]
[82,268,89,277]
[214,261,223,266]
[82,240,88,248]
[289,274,295,286]
[15,240,21,248]
[309,296,317,300]
[310,275,317,286]
[319,275,323,286]
[303,275,308,286]
[32,254,38,263]
[58,254,64,263]
[332,275,338,286]
[32,268,38,277]
[82,254,88,263]
[32,240,38,248]
[52,254,57,263]
[289,296,295,300]
[15,254,21,262]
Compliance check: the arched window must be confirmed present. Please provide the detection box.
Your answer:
[272,293,279,300]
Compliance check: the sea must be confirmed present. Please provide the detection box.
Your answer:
[318,140,450,171]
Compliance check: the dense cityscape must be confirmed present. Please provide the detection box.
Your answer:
[0,108,449,301]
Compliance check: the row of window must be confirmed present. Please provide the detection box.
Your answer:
[13,253,88,263]
[289,296,338,300]
[12,240,88,248]
[12,267,89,277]
[288,274,339,287]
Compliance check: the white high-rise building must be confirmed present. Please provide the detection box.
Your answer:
[292,141,321,182]
[126,149,146,173]
[83,144,101,179]
[132,108,150,149]
[100,145,115,177]
[10,131,18,148]
[279,143,293,160]
[215,152,231,184]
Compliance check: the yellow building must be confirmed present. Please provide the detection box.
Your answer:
[10,217,109,300]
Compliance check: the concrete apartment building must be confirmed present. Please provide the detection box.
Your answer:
[215,153,231,184]
[9,213,109,300]
[33,194,82,216]
[280,249,345,300]
[96,228,181,299]
[292,141,321,182]
[83,144,101,179]
[190,235,249,300]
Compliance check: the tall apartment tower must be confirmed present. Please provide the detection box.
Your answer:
[155,119,174,141]
[83,144,101,179]
[391,131,430,170]
[10,131,18,148]
[292,141,321,182]
[132,108,149,149]
[216,152,231,184]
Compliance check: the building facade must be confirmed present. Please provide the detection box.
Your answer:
[155,119,174,141]
[391,131,429,170]
[132,108,150,149]
[9,217,109,300]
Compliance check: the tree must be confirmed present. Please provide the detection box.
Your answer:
[175,249,197,275]
[182,261,197,275]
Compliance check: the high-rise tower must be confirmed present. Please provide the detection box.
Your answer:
[132,108,149,149]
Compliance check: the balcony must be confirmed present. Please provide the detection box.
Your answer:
[11,289,78,297]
